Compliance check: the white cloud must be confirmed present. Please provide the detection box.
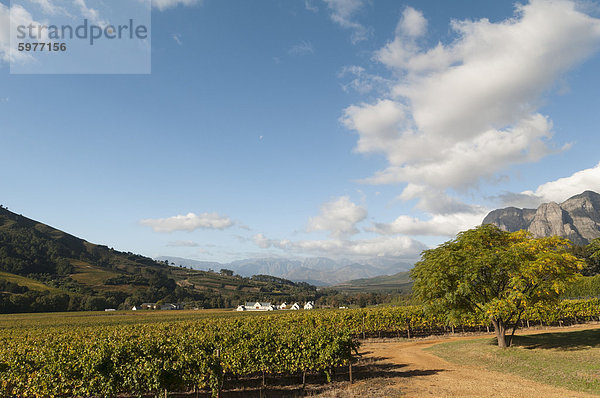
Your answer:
[342,0,600,194]
[0,4,41,64]
[527,162,600,202]
[172,33,182,46]
[152,0,202,11]
[29,0,63,15]
[0,4,11,63]
[397,7,427,38]
[398,184,484,215]
[167,240,201,247]
[253,233,426,259]
[338,65,391,94]
[140,212,234,232]
[370,212,487,237]
[307,196,367,238]
[73,0,105,26]
[369,185,488,237]
[497,162,600,207]
[305,0,318,13]
[288,40,314,56]
[322,0,371,43]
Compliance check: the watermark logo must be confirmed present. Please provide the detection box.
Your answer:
[9,0,151,74]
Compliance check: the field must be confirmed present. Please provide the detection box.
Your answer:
[2,300,600,397]
[0,309,358,397]
[0,271,62,293]
[428,327,600,395]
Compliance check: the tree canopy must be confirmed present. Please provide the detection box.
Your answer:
[411,224,583,347]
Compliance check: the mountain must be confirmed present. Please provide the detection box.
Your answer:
[157,256,414,285]
[0,206,321,313]
[332,271,413,294]
[482,191,600,245]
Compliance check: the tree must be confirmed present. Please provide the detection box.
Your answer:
[584,238,600,275]
[411,225,583,348]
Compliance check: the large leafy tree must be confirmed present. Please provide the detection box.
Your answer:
[411,224,583,347]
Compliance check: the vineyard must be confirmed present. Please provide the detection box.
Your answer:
[1,298,599,397]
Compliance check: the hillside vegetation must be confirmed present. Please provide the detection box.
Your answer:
[0,206,320,313]
[333,271,413,293]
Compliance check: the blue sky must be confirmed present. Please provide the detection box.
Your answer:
[2,0,600,264]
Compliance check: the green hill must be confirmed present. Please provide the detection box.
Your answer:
[332,271,413,294]
[0,206,320,313]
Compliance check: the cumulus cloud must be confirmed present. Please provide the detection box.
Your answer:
[253,233,426,259]
[396,6,427,38]
[398,184,483,215]
[307,196,367,238]
[140,212,234,232]
[496,162,600,207]
[322,0,371,43]
[343,0,600,194]
[152,0,203,11]
[370,212,487,237]
[369,184,488,237]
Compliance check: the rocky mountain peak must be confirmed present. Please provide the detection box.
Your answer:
[482,191,600,245]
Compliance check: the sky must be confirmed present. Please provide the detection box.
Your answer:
[2,0,600,265]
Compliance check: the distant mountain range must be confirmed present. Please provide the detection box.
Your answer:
[483,190,600,245]
[157,256,413,285]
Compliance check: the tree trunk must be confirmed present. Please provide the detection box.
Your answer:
[491,319,508,348]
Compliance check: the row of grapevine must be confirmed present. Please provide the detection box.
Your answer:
[0,316,357,397]
[1,298,598,397]
[322,298,600,337]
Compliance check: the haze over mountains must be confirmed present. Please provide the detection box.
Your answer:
[157,256,413,285]
[163,191,600,285]
[483,191,600,245]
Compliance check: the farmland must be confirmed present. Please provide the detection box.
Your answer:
[2,298,600,397]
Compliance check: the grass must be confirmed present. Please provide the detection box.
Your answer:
[333,271,413,294]
[69,260,123,289]
[0,271,62,293]
[427,328,600,395]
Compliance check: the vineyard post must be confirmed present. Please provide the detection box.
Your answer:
[362,315,365,339]
[215,348,222,398]
[349,362,353,384]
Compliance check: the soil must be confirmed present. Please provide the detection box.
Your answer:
[341,324,600,398]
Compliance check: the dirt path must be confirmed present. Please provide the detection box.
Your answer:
[353,324,600,398]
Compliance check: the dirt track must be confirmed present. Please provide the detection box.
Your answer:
[354,324,600,398]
